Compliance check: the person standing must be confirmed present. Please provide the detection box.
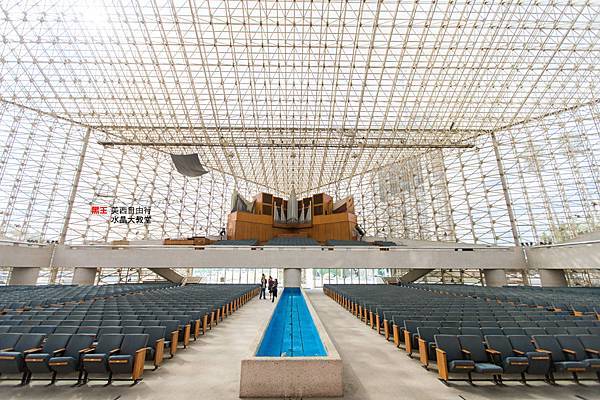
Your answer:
[259,274,267,299]
[268,276,274,300]
[271,279,278,303]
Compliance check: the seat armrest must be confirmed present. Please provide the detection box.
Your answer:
[535,348,551,354]
[512,349,525,355]
[461,349,471,355]
[79,347,95,354]
[585,348,599,355]
[1,347,14,352]
[109,348,120,355]
[23,347,43,354]
[52,348,66,355]
[485,349,500,355]
[562,348,576,355]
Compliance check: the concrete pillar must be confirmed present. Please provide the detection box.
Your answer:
[72,267,97,285]
[483,269,508,287]
[540,269,568,287]
[9,267,40,285]
[283,268,301,287]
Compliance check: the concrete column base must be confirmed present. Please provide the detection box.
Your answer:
[9,267,40,285]
[483,269,507,287]
[540,269,568,287]
[283,268,301,287]
[72,267,97,285]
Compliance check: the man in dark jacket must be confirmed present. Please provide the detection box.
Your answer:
[259,274,267,299]
[271,279,278,303]
[268,276,274,299]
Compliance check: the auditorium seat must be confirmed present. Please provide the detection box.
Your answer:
[81,334,124,384]
[434,335,475,384]
[0,333,45,383]
[458,335,503,382]
[24,334,71,383]
[107,334,149,384]
[144,326,166,369]
[47,334,95,384]
[484,335,529,382]
[532,335,588,383]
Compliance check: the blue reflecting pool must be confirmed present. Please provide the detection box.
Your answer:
[256,288,327,357]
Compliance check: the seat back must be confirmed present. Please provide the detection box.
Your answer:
[532,335,565,361]
[434,335,463,362]
[577,335,600,354]
[502,328,525,336]
[0,333,21,350]
[54,326,78,334]
[9,326,33,333]
[122,320,141,326]
[31,325,57,335]
[144,326,166,348]
[64,334,95,357]
[123,326,144,334]
[77,326,99,336]
[481,328,503,337]
[160,320,180,339]
[508,335,535,353]
[42,334,71,353]
[99,326,122,336]
[588,327,600,336]
[524,328,546,337]
[458,335,488,363]
[566,327,589,335]
[460,327,482,337]
[556,335,587,360]
[119,334,149,356]
[14,333,45,352]
[417,327,438,343]
[438,327,460,335]
[95,334,124,354]
[485,335,513,359]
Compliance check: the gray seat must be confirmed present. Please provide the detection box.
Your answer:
[0,333,45,383]
[434,335,475,380]
[484,335,529,377]
[48,334,95,384]
[25,334,71,378]
[82,334,124,382]
[532,335,588,382]
[555,335,600,373]
[458,335,503,379]
[108,334,149,383]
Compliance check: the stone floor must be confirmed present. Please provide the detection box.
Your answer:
[1,288,599,400]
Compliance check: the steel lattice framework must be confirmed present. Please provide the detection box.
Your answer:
[0,1,599,284]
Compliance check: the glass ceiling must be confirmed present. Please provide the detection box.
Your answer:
[0,0,598,193]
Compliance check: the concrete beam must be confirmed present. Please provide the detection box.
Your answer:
[46,245,527,270]
[8,267,40,285]
[398,269,433,283]
[483,269,508,287]
[525,241,600,269]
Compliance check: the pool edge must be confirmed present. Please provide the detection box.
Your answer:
[240,288,343,398]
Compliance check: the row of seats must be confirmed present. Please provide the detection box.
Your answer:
[0,284,260,385]
[0,332,150,385]
[325,284,600,385]
[0,283,172,310]
[434,334,599,384]
[403,283,600,315]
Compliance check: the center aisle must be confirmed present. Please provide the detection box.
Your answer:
[306,288,600,400]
